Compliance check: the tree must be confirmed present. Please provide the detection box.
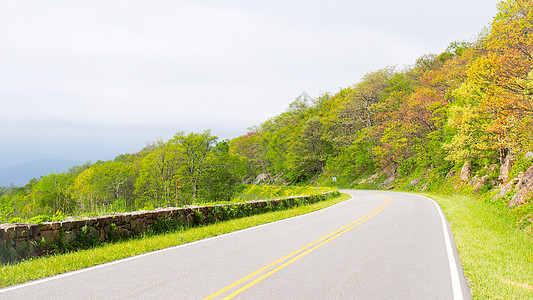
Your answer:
[337,67,396,133]
[135,140,180,208]
[200,140,247,201]
[71,161,137,211]
[286,116,333,182]
[172,130,218,202]
[30,173,75,215]
[229,131,266,177]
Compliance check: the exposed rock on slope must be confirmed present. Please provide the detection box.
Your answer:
[472,175,489,194]
[253,173,289,185]
[460,161,471,182]
[510,164,533,207]
[499,154,515,183]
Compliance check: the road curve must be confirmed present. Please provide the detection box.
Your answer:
[0,190,470,299]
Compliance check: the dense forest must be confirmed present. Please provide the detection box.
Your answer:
[1,0,532,224]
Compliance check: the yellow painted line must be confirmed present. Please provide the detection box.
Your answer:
[204,193,391,300]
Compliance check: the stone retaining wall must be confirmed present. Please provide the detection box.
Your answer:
[0,193,335,261]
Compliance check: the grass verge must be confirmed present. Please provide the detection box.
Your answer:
[426,193,533,299]
[0,193,350,288]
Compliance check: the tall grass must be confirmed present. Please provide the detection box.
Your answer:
[427,194,533,299]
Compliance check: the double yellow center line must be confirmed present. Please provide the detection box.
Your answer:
[204,193,392,300]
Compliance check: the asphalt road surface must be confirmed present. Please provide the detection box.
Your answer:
[0,190,470,299]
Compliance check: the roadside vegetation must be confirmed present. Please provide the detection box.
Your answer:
[0,185,337,265]
[428,194,533,299]
[0,193,350,288]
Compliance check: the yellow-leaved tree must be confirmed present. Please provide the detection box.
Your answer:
[445,0,533,165]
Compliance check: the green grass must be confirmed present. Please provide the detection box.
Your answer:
[426,193,533,299]
[0,193,350,288]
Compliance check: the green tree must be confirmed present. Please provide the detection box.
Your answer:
[200,140,247,201]
[135,140,180,208]
[172,130,218,202]
[71,161,137,211]
[30,173,76,215]
[287,116,333,182]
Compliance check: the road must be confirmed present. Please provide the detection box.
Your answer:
[0,190,470,299]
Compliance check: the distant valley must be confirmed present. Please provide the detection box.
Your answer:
[0,160,84,187]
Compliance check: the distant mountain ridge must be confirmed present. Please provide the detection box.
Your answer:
[0,159,84,187]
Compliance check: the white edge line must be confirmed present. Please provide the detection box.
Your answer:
[408,193,465,300]
[0,193,353,294]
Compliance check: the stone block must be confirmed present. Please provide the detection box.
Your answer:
[199,207,211,215]
[130,218,143,232]
[84,226,98,239]
[15,240,34,258]
[109,215,118,223]
[143,211,154,221]
[171,209,184,218]
[63,231,76,244]
[14,225,30,240]
[103,224,111,235]
[40,230,59,243]
[70,220,86,230]
[62,221,73,231]
[50,222,61,230]
[99,228,106,241]
[40,222,53,231]
[122,222,131,230]
[4,226,16,240]
[160,210,171,219]
[85,218,97,227]
[123,214,132,223]
[103,217,112,226]
[30,224,40,239]
[3,237,14,248]
[114,214,125,224]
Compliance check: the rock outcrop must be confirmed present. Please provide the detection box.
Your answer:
[472,175,489,194]
[509,163,533,206]
[253,173,288,185]
[488,164,499,174]
[378,175,395,189]
[358,174,379,185]
[494,179,516,200]
[445,170,456,179]
[499,153,515,183]
[460,161,472,182]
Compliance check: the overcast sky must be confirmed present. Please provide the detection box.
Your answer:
[0,0,499,167]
